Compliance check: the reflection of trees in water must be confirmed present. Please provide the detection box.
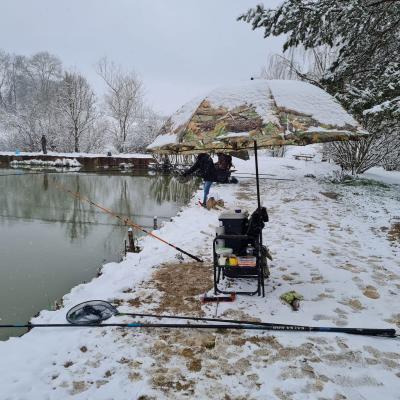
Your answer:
[149,175,199,204]
[64,175,91,242]
[43,174,48,191]
[0,171,198,243]
[0,173,97,242]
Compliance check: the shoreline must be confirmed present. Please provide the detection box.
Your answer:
[1,152,399,399]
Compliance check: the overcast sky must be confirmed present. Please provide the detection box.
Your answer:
[0,0,284,115]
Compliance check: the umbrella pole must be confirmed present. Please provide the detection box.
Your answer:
[254,140,261,211]
[254,140,265,295]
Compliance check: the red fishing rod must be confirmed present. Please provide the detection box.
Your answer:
[52,180,203,263]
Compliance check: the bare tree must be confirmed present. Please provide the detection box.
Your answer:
[260,47,337,86]
[127,107,165,152]
[58,71,97,152]
[0,50,11,109]
[326,130,398,174]
[27,52,62,95]
[260,53,297,80]
[81,117,107,153]
[5,52,64,151]
[96,58,143,152]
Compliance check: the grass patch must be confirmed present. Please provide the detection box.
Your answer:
[341,178,389,189]
[388,222,400,243]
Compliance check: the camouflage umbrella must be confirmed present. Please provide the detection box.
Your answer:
[148,79,368,210]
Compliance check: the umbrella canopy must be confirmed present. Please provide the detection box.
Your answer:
[147,79,367,154]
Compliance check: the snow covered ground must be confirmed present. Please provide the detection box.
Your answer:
[0,151,152,159]
[1,147,399,399]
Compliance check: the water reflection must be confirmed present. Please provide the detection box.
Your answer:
[149,174,200,204]
[0,169,197,341]
[0,170,198,242]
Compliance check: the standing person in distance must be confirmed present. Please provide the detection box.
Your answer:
[41,135,47,155]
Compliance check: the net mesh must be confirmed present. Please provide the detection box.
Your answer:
[66,300,118,325]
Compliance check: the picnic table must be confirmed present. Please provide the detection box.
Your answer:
[293,154,315,161]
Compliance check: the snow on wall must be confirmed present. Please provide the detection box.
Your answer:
[10,158,82,167]
[0,151,153,159]
[267,80,358,127]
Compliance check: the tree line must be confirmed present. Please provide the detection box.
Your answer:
[0,50,164,154]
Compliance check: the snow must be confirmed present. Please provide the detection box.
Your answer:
[0,151,153,159]
[305,126,363,134]
[1,146,399,399]
[363,166,400,185]
[146,96,202,149]
[267,80,359,127]
[148,79,363,150]
[10,158,82,167]
[168,96,203,132]
[218,131,250,139]
[146,133,178,149]
[363,96,400,115]
[206,81,279,125]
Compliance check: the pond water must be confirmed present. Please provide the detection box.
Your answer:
[0,168,197,341]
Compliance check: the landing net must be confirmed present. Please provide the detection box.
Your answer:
[66,300,118,325]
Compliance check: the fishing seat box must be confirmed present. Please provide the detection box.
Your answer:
[218,210,255,278]
[218,210,249,236]
[218,210,249,255]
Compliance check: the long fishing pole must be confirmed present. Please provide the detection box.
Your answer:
[0,168,144,177]
[52,180,203,263]
[62,300,397,338]
[0,170,82,177]
[234,176,295,181]
[66,299,287,328]
[66,300,388,329]
[0,322,396,337]
[233,172,277,176]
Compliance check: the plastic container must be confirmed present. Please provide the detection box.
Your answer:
[215,247,233,256]
[218,256,227,266]
[218,210,249,235]
[246,245,255,256]
[216,238,225,248]
[228,256,239,267]
[237,256,257,267]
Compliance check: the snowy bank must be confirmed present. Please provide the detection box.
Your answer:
[0,151,152,159]
[10,158,82,168]
[1,149,399,399]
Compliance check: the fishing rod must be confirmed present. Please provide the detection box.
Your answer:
[0,170,82,177]
[66,300,286,328]
[0,168,147,177]
[64,300,397,338]
[0,322,396,337]
[233,176,295,181]
[52,180,203,263]
[0,214,159,229]
[233,172,277,176]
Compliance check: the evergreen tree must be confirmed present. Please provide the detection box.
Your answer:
[239,0,400,172]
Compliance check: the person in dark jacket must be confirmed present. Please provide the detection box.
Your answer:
[183,153,217,206]
[215,153,233,183]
